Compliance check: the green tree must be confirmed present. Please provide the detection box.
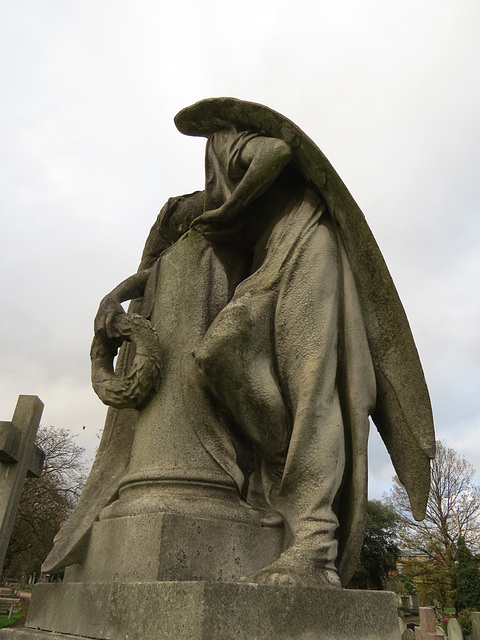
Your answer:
[349,500,399,589]
[455,536,480,611]
[400,555,454,608]
[2,426,88,582]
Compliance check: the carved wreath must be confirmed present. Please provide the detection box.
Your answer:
[90,313,161,410]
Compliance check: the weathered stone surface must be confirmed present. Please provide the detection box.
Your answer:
[472,612,480,639]
[0,423,20,463]
[63,511,282,584]
[0,396,44,571]
[447,618,464,639]
[2,583,402,640]
[0,632,78,640]
[419,608,437,636]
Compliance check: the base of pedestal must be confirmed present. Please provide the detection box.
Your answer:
[0,582,401,640]
[62,509,283,584]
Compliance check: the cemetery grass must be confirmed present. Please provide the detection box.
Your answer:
[0,606,28,629]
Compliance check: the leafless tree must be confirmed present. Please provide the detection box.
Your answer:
[386,441,480,562]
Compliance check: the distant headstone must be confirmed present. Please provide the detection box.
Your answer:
[402,629,416,639]
[447,618,464,640]
[401,595,412,612]
[0,395,44,571]
[419,607,437,637]
[471,612,480,640]
[411,593,420,615]
[435,625,446,637]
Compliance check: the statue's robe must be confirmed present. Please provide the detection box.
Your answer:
[165,129,370,583]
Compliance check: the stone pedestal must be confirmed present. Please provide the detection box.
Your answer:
[63,510,282,584]
[1,582,401,640]
[0,470,402,639]
[0,490,403,639]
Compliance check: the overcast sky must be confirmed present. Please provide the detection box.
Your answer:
[1,0,479,500]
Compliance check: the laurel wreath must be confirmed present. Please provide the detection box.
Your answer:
[90,313,161,410]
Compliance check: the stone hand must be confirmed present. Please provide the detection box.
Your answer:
[190,203,237,231]
[94,296,126,339]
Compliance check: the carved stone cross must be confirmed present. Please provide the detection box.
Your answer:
[0,396,44,572]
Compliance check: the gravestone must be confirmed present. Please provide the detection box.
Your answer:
[402,630,416,640]
[472,612,480,640]
[419,607,437,638]
[411,593,421,615]
[0,396,44,572]
[0,99,436,640]
[401,595,413,615]
[447,618,464,640]
[415,607,446,639]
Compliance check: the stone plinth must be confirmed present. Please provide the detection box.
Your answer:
[0,495,403,639]
[63,511,282,584]
[0,488,402,639]
[1,582,401,640]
